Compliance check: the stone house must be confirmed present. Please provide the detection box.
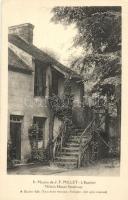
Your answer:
[8,23,84,164]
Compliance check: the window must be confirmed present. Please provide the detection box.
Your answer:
[10,115,23,122]
[33,117,46,141]
[34,60,46,96]
[52,71,58,95]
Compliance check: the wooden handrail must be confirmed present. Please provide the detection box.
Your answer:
[80,118,95,142]
[78,113,105,167]
[52,122,66,161]
[97,132,110,148]
[52,123,65,144]
[78,118,95,167]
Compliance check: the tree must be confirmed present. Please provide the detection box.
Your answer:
[51,7,121,53]
[51,7,121,116]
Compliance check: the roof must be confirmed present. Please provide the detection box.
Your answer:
[9,23,34,30]
[8,34,81,80]
[8,48,33,73]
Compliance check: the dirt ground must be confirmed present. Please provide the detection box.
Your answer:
[8,158,120,176]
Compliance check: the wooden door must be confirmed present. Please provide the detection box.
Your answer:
[10,122,21,160]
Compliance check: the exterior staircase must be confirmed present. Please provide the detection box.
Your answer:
[54,128,91,169]
[53,113,106,169]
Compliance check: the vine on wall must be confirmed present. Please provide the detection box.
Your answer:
[48,75,74,129]
[28,124,47,162]
[28,75,74,163]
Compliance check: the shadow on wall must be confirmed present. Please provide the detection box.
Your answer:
[72,106,93,129]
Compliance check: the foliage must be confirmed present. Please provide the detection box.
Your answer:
[108,137,120,157]
[7,140,22,168]
[7,140,14,168]
[48,76,74,121]
[28,124,46,162]
[51,7,121,53]
[51,7,121,161]
[51,7,121,114]
[72,51,120,85]
[48,94,73,120]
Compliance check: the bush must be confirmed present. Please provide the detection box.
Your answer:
[7,140,14,168]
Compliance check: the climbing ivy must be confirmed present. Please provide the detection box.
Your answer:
[48,76,74,122]
[28,124,46,162]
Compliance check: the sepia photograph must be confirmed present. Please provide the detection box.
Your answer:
[7,5,121,176]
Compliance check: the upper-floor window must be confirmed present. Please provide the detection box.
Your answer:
[52,71,58,95]
[34,60,46,97]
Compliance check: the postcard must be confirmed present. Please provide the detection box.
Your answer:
[0,0,128,199]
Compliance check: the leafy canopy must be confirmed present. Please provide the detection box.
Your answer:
[51,7,121,53]
[51,7,121,112]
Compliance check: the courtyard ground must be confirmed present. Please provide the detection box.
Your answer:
[8,158,120,176]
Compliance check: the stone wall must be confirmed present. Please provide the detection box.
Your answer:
[8,57,51,162]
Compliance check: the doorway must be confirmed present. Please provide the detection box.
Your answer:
[10,115,23,160]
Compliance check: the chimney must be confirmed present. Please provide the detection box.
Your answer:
[9,23,34,44]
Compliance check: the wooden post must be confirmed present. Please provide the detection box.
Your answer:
[105,94,109,143]
[49,112,54,162]
[78,151,81,168]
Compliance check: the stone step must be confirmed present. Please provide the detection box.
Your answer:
[62,147,79,153]
[68,138,80,143]
[72,132,84,136]
[72,128,84,132]
[68,135,80,141]
[53,125,94,169]
[70,134,90,138]
[54,161,77,169]
[72,133,92,137]
[55,156,78,162]
[68,137,81,141]
[61,151,79,157]
[68,136,90,142]
[66,143,80,147]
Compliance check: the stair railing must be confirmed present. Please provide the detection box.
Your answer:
[52,122,67,161]
[78,113,105,167]
[78,118,95,167]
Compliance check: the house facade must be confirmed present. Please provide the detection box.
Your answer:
[8,23,84,163]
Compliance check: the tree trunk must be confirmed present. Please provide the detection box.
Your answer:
[104,94,109,143]
[49,112,54,162]
[105,108,109,143]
